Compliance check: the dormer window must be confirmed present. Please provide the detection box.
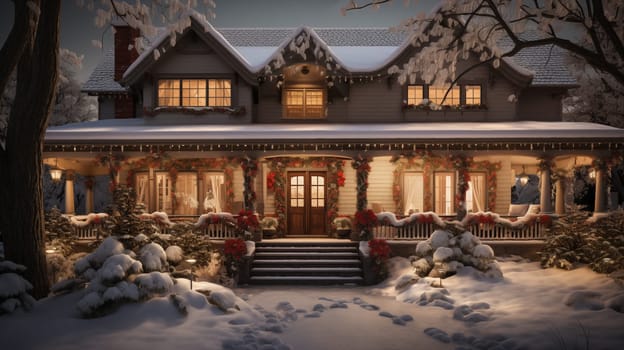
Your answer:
[157,78,231,107]
[282,64,327,119]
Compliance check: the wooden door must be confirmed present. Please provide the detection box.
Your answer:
[287,171,326,235]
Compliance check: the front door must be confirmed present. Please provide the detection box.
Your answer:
[287,171,326,235]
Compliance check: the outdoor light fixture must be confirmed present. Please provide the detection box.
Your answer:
[49,158,63,182]
[300,65,310,75]
[518,165,529,186]
[186,258,197,290]
[589,168,596,179]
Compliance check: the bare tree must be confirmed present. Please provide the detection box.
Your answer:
[0,0,214,298]
[343,1,623,94]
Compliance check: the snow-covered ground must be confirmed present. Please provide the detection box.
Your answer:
[1,258,623,350]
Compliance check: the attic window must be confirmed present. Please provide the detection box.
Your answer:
[158,79,231,107]
[283,88,325,119]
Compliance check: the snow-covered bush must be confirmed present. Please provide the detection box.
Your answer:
[540,208,624,274]
[410,229,500,279]
[0,261,36,314]
[165,246,184,265]
[67,237,178,317]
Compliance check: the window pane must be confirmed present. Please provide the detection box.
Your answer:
[466,173,486,212]
[407,85,424,105]
[182,79,206,107]
[156,173,172,213]
[284,88,324,118]
[136,174,149,209]
[203,172,224,213]
[429,86,460,106]
[434,172,455,215]
[208,79,231,107]
[403,172,424,215]
[465,85,481,105]
[158,79,180,106]
[175,173,198,215]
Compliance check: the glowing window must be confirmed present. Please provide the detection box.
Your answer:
[407,85,424,105]
[208,79,232,107]
[429,86,460,106]
[181,79,206,107]
[157,80,180,106]
[465,85,482,105]
[284,88,325,118]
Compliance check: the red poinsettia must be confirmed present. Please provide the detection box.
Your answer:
[237,209,259,232]
[538,214,553,227]
[418,214,434,224]
[224,238,247,262]
[369,238,391,261]
[267,171,276,191]
[355,209,377,229]
[336,170,345,187]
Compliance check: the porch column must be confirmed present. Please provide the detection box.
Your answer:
[555,176,566,215]
[539,160,553,214]
[85,176,94,213]
[594,159,609,213]
[65,170,76,215]
[148,167,155,212]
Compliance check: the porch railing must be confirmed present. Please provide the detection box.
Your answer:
[68,214,108,240]
[370,212,549,241]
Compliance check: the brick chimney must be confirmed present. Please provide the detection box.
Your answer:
[113,24,140,118]
[113,25,140,81]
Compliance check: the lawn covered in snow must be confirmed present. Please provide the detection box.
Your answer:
[1,257,623,350]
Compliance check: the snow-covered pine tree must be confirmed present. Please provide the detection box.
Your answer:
[540,206,593,270]
[0,260,36,314]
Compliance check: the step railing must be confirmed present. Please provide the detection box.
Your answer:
[68,213,108,240]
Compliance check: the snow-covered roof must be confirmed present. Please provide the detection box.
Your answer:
[82,50,127,94]
[83,15,578,93]
[45,119,624,144]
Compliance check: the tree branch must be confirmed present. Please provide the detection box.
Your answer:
[0,0,39,105]
[343,0,392,12]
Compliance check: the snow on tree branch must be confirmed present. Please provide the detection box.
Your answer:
[344,0,624,90]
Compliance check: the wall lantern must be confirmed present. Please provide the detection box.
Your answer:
[518,165,529,186]
[49,158,63,182]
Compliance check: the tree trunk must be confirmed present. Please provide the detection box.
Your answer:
[0,0,61,299]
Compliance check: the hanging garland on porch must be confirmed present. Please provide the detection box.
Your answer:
[267,157,346,235]
[240,157,258,211]
[94,153,126,192]
[103,152,239,213]
[391,152,501,214]
[352,155,372,211]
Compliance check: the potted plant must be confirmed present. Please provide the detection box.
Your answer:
[260,216,278,239]
[332,217,352,239]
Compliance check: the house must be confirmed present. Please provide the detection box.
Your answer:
[44,15,624,239]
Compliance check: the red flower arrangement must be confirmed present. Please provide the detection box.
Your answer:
[369,238,391,261]
[336,170,345,187]
[224,238,247,262]
[417,214,435,224]
[267,171,276,191]
[355,209,377,229]
[237,209,259,232]
[471,213,495,225]
[538,214,553,227]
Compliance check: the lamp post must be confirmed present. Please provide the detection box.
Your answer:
[46,247,57,283]
[185,258,197,290]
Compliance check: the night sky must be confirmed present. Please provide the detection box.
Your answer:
[0,0,437,82]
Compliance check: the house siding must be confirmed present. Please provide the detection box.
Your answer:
[337,165,357,215]
[367,156,396,212]
[517,88,563,121]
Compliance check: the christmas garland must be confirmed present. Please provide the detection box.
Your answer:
[267,157,345,235]
[391,152,501,214]
[240,157,258,211]
[94,153,126,192]
[352,155,372,211]
[143,106,246,117]
[116,153,238,213]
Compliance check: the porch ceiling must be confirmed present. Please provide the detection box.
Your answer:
[44,120,624,153]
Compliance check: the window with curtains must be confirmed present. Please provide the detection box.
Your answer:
[466,172,486,213]
[157,79,231,107]
[406,84,482,107]
[175,173,198,215]
[434,172,455,215]
[203,172,225,213]
[403,172,424,215]
[135,173,149,208]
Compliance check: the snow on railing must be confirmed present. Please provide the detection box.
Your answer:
[69,213,108,240]
[373,212,445,240]
[370,211,553,240]
[194,212,237,239]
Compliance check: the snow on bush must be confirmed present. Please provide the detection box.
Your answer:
[430,230,451,250]
[0,261,35,314]
[134,272,174,299]
[139,243,168,272]
[433,247,454,263]
[208,289,238,312]
[97,254,143,283]
[165,246,184,265]
[74,237,124,276]
[411,229,499,279]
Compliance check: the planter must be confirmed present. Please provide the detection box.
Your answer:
[262,229,276,239]
[336,229,351,239]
